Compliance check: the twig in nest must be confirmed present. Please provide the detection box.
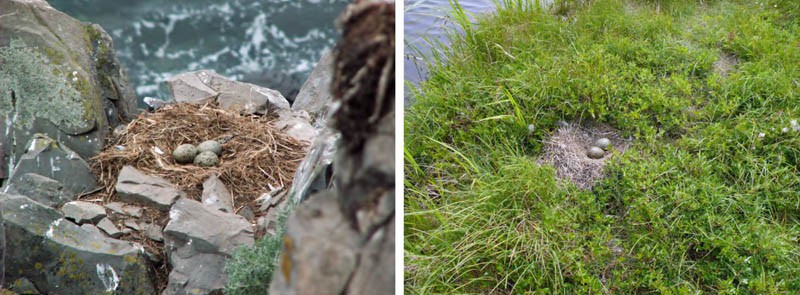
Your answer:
[90,103,308,206]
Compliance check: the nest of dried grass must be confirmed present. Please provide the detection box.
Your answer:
[539,122,630,189]
[90,103,308,210]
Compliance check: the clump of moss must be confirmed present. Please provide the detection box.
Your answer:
[0,39,86,130]
[223,207,290,294]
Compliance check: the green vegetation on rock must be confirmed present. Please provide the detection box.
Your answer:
[405,0,799,293]
[0,39,86,130]
[224,207,290,295]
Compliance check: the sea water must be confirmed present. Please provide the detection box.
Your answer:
[50,0,349,106]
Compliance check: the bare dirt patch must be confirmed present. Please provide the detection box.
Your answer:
[713,52,739,77]
[538,122,631,189]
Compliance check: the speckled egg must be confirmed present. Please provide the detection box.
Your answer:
[587,146,605,159]
[198,140,222,156]
[194,151,219,167]
[173,144,198,164]
[594,138,611,150]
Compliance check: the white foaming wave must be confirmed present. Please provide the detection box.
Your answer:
[135,84,160,95]
[121,0,347,98]
[186,47,232,71]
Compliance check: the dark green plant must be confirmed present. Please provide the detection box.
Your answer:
[224,207,291,295]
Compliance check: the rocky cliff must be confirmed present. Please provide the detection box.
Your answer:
[269,1,396,294]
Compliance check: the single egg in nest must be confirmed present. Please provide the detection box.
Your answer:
[194,151,219,167]
[173,144,198,164]
[587,146,605,159]
[198,140,222,156]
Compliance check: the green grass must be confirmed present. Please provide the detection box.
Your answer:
[224,207,290,294]
[404,0,800,293]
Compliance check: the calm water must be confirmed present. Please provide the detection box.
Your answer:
[49,0,349,105]
[404,0,496,103]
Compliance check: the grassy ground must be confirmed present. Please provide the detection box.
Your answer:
[404,0,800,293]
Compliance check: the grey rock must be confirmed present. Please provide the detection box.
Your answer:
[163,198,254,294]
[124,220,142,231]
[104,202,143,218]
[355,189,394,236]
[0,202,4,283]
[257,199,288,237]
[269,192,361,295]
[237,205,255,223]
[240,71,303,103]
[198,140,223,156]
[349,218,395,295]
[207,70,290,114]
[362,112,395,184]
[144,250,161,264]
[115,166,185,211]
[96,217,123,238]
[274,109,317,144]
[0,0,137,165]
[166,71,219,104]
[212,75,290,115]
[173,144,198,164]
[80,223,104,237]
[2,119,106,174]
[166,70,291,115]
[0,194,155,294]
[293,50,335,120]
[5,173,74,208]
[269,5,394,293]
[143,223,164,242]
[9,277,40,294]
[5,134,97,195]
[202,175,233,213]
[61,201,106,224]
[193,151,219,167]
[143,96,172,110]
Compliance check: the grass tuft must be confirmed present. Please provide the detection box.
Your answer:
[405,0,800,293]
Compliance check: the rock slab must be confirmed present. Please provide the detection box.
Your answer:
[349,218,395,295]
[5,173,74,208]
[96,217,122,238]
[5,134,97,196]
[61,201,106,224]
[274,109,317,144]
[0,0,137,164]
[164,198,254,294]
[104,201,143,218]
[293,50,335,120]
[201,174,234,213]
[269,193,361,295]
[167,70,291,115]
[115,166,185,211]
[0,194,155,294]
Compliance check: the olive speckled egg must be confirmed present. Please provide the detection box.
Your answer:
[594,138,611,150]
[198,140,223,156]
[173,144,198,164]
[194,151,219,167]
[587,146,605,159]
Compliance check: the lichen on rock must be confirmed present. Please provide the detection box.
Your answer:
[0,39,87,130]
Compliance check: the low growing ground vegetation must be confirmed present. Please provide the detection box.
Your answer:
[405,0,799,293]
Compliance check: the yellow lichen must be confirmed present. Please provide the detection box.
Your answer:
[280,235,294,282]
